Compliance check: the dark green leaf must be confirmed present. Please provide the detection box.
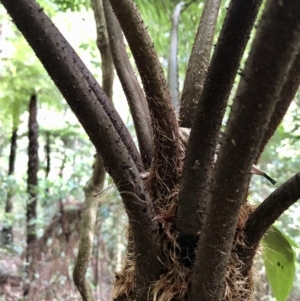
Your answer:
[262,226,296,301]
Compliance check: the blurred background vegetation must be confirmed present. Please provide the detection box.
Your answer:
[0,0,299,300]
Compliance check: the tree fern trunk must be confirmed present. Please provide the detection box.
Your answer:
[26,94,39,253]
[1,126,18,245]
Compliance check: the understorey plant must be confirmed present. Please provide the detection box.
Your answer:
[2,0,300,300]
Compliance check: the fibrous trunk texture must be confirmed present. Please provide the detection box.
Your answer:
[109,0,183,201]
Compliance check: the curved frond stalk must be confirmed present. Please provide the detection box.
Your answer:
[190,1,300,300]
[102,0,153,169]
[179,0,222,127]
[73,154,105,301]
[109,0,183,199]
[257,51,300,159]
[1,0,142,169]
[240,172,300,267]
[177,0,263,240]
[1,0,162,293]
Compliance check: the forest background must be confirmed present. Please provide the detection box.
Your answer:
[0,0,300,300]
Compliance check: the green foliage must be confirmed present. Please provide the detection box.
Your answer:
[262,226,297,301]
[0,26,63,129]
[44,0,89,12]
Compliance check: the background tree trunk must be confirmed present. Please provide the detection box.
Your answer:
[26,94,39,258]
[1,125,18,245]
